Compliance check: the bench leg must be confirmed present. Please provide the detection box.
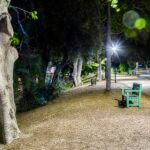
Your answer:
[126,99,129,108]
[138,100,141,107]
[122,95,124,101]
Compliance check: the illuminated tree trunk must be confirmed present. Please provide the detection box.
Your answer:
[97,59,102,81]
[106,3,112,91]
[72,58,78,87]
[0,0,20,144]
[73,54,83,87]
[77,56,83,86]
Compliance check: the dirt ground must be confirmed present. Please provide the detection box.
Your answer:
[1,82,150,150]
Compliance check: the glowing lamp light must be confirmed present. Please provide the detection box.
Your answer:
[112,45,117,52]
[110,41,122,54]
[107,40,122,57]
[111,43,119,54]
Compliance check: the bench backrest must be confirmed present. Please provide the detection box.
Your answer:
[132,83,142,96]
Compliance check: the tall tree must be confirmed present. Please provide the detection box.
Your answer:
[72,53,83,87]
[0,0,20,144]
[106,2,112,91]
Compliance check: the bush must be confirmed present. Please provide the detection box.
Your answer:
[82,61,99,75]
[119,64,127,73]
[14,55,49,112]
[50,79,65,96]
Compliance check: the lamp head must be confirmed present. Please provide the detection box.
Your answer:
[112,45,117,52]
[111,42,121,53]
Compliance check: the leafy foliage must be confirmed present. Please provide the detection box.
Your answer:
[14,55,48,112]
[119,64,127,73]
[51,80,65,96]
[124,28,137,38]
[82,61,98,75]
[135,18,147,30]
[111,0,118,8]
[11,34,20,46]
[31,11,38,20]
[116,8,120,12]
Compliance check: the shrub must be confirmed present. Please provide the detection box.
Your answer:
[119,64,127,73]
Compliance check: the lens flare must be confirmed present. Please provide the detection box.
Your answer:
[123,10,140,29]
[107,40,122,54]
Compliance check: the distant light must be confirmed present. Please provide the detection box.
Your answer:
[112,44,117,52]
[107,40,123,55]
[111,43,120,53]
[107,40,123,63]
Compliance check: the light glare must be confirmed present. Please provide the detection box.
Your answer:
[112,44,117,52]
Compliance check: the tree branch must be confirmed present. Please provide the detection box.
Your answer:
[12,8,28,36]
[9,5,31,15]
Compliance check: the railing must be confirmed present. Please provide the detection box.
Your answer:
[135,68,150,75]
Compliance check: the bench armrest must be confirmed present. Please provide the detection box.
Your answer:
[124,89,140,93]
[123,89,141,97]
[122,88,132,95]
[121,88,131,90]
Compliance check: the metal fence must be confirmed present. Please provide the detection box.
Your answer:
[135,68,150,75]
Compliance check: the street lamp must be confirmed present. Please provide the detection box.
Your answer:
[110,42,121,83]
[111,42,120,54]
[106,40,122,86]
[112,44,117,51]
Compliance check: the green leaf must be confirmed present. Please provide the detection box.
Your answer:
[116,8,120,12]
[91,62,99,67]
[134,18,147,30]
[111,0,118,8]
[101,58,107,65]
[31,11,38,20]
[11,34,20,46]
[124,28,137,38]
[111,0,118,4]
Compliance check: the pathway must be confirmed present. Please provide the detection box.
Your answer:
[1,76,150,150]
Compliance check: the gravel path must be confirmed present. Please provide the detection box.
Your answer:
[1,81,150,150]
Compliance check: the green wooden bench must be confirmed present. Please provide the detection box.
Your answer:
[122,83,142,108]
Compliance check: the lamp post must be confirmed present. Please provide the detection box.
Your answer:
[111,42,120,83]
[106,38,121,90]
[114,66,117,83]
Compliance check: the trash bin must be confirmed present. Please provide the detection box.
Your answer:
[91,77,97,86]
[128,70,133,75]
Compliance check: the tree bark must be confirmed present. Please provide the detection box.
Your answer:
[0,0,20,144]
[77,56,83,86]
[51,55,68,86]
[97,59,102,81]
[72,54,83,87]
[106,3,112,91]
[72,58,78,87]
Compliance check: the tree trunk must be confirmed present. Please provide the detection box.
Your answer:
[51,55,68,86]
[72,58,78,87]
[0,0,20,144]
[72,54,83,87]
[106,3,112,91]
[77,56,83,86]
[97,59,102,81]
